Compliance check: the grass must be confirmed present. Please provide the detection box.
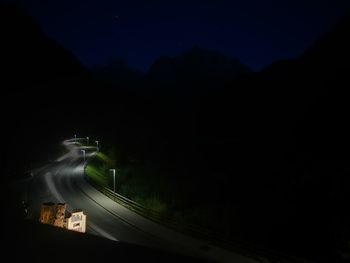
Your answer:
[95,152,111,162]
[84,148,237,238]
[85,151,171,214]
[85,165,109,187]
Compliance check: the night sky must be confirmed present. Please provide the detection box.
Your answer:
[2,0,350,71]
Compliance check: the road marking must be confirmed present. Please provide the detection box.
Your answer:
[44,166,118,241]
[44,172,65,203]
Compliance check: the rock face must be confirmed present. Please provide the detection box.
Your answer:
[39,203,66,228]
[53,203,67,228]
[39,203,56,225]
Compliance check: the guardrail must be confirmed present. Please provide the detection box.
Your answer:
[84,173,314,263]
[75,140,314,263]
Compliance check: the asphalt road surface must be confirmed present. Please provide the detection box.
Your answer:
[25,139,263,263]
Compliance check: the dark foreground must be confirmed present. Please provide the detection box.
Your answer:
[4,220,211,263]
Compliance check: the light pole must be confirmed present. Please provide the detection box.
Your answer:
[110,169,116,192]
[95,140,99,151]
[86,137,89,146]
[74,134,77,144]
[81,149,86,162]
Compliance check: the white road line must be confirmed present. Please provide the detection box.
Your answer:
[44,172,65,203]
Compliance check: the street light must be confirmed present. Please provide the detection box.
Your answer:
[95,140,99,151]
[109,169,116,193]
[81,149,86,162]
[86,137,89,146]
[74,134,77,144]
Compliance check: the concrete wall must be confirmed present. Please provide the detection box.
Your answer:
[66,211,86,233]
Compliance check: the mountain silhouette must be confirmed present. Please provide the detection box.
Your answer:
[258,12,350,158]
[0,5,89,94]
[92,58,143,89]
[301,13,350,76]
[0,4,92,184]
[146,46,252,92]
[2,4,350,262]
[194,13,350,261]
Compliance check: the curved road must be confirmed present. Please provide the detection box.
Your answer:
[26,139,262,263]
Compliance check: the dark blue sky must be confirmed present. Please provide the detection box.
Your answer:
[3,0,350,71]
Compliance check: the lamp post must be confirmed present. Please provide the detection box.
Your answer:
[86,137,89,146]
[74,134,77,144]
[95,140,99,152]
[110,169,116,192]
[81,149,86,162]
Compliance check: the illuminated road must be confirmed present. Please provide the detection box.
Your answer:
[26,139,262,263]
